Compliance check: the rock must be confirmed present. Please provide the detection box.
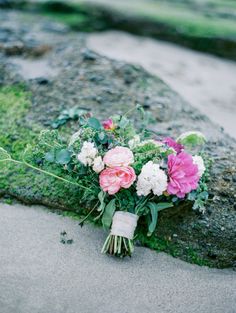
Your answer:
[35,77,50,85]
[0,10,235,268]
[81,48,97,61]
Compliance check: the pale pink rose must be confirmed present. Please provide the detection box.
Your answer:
[103,146,134,167]
[99,166,136,195]
[102,118,115,131]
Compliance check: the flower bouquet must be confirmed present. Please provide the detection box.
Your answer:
[0,108,209,258]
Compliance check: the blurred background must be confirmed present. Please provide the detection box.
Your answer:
[1,0,236,136]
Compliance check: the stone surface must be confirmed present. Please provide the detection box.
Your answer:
[0,202,236,313]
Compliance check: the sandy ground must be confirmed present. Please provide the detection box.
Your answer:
[87,31,236,139]
[0,203,235,313]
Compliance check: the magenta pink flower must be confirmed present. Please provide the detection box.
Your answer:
[167,152,199,198]
[164,137,184,154]
[103,146,134,167]
[102,118,115,131]
[99,166,136,195]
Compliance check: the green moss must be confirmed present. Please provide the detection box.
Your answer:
[0,85,37,190]
[0,86,89,212]
[41,11,91,30]
[0,85,36,157]
[136,230,212,267]
[185,248,211,267]
[72,0,236,38]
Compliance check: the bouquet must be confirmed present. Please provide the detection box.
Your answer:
[0,108,209,258]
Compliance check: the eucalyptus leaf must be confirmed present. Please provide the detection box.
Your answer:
[88,117,102,130]
[44,151,55,163]
[56,149,71,165]
[102,199,116,230]
[95,131,108,144]
[52,107,89,129]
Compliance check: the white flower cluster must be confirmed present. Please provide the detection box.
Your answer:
[136,161,168,196]
[77,141,104,173]
[192,155,205,177]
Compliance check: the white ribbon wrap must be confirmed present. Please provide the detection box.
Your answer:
[111,211,139,240]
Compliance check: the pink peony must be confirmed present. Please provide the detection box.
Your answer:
[103,146,134,167]
[164,137,184,154]
[102,118,115,131]
[167,152,199,198]
[99,166,136,195]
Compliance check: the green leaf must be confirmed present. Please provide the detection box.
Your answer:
[52,107,89,129]
[156,202,173,211]
[51,118,67,129]
[95,131,108,144]
[44,151,55,163]
[88,117,102,130]
[0,147,11,161]
[187,192,196,201]
[147,202,173,236]
[55,149,71,165]
[147,202,158,236]
[102,198,116,230]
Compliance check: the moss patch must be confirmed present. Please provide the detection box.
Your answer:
[0,85,37,191]
[0,85,36,157]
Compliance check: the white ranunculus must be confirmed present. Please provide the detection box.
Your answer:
[136,161,168,196]
[77,141,98,166]
[92,156,104,173]
[192,155,206,177]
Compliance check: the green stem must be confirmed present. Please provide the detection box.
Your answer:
[1,158,92,191]
[135,194,152,215]
[124,105,137,117]
[79,201,99,225]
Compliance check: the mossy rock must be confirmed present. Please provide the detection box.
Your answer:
[4,0,236,60]
[0,10,235,268]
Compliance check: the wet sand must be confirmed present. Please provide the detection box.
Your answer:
[1,203,235,313]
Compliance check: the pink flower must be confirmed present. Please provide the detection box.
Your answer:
[167,152,199,198]
[102,118,115,131]
[164,137,184,154]
[99,166,136,195]
[103,146,134,167]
